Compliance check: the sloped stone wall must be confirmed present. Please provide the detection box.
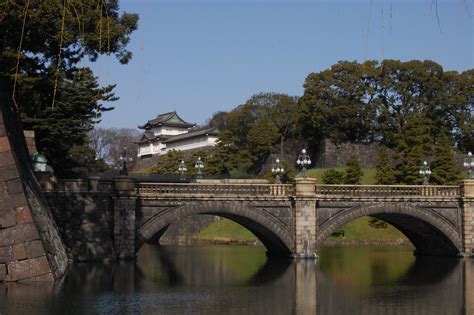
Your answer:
[0,100,68,282]
[316,139,379,168]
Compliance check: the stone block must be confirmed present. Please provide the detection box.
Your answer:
[15,206,33,225]
[2,193,28,210]
[0,164,18,182]
[0,136,10,153]
[6,256,51,281]
[27,240,45,259]
[0,150,14,167]
[0,223,40,247]
[0,263,5,281]
[0,209,17,229]
[7,178,23,194]
[33,272,54,282]
[0,246,13,263]
[12,244,27,260]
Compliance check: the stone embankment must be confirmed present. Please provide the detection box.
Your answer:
[0,101,68,282]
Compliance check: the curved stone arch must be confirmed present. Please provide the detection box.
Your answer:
[316,203,462,256]
[138,201,294,257]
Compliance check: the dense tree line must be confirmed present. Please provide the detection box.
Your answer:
[0,0,138,177]
[297,60,473,151]
[297,60,472,184]
[191,60,472,184]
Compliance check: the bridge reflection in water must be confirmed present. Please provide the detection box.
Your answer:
[0,245,473,314]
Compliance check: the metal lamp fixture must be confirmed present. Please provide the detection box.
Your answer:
[419,160,431,186]
[119,146,133,176]
[271,158,285,184]
[195,156,204,179]
[296,149,311,178]
[178,160,188,179]
[464,152,474,180]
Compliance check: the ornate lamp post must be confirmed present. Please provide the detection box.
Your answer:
[464,152,474,179]
[119,147,132,175]
[271,158,285,184]
[419,160,431,185]
[195,156,204,179]
[296,149,311,178]
[178,160,188,180]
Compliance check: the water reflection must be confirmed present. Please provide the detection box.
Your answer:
[0,245,472,315]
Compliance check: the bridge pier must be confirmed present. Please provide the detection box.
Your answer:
[113,177,137,260]
[293,178,317,259]
[461,180,474,257]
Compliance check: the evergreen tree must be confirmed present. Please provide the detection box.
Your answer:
[344,155,363,184]
[375,146,396,184]
[322,169,345,184]
[149,150,184,175]
[247,118,279,172]
[206,131,253,176]
[393,112,432,184]
[22,68,116,177]
[430,131,462,185]
[0,1,138,177]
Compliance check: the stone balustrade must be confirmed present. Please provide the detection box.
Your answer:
[46,178,465,200]
[136,182,462,199]
[315,184,460,198]
[44,178,114,193]
[137,183,294,197]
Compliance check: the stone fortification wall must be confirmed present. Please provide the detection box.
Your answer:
[0,101,68,282]
[315,139,379,168]
[44,179,116,261]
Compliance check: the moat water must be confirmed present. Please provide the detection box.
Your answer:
[0,245,473,314]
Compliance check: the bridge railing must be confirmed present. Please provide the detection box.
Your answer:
[137,183,294,197]
[315,185,460,197]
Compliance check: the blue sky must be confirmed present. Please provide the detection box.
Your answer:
[92,0,473,128]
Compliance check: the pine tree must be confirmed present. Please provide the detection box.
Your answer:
[22,69,117,177]
[149,150,184,174]
[375,146,396,184]
[344,155,363,184]
[0,1,138,177]
[321,169,345,184]
[393,112,432,184]
[431,131,462,185]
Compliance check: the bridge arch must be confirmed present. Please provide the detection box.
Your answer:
[137,201,294,257]
[315,203,463,256]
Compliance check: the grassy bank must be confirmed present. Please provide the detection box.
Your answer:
[194,219,259,242]
[326,216,407,242]
[193,216,408,245]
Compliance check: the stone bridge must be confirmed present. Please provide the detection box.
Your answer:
[43,177,474,261]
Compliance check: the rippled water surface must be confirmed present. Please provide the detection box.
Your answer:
[1,245,473,314]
